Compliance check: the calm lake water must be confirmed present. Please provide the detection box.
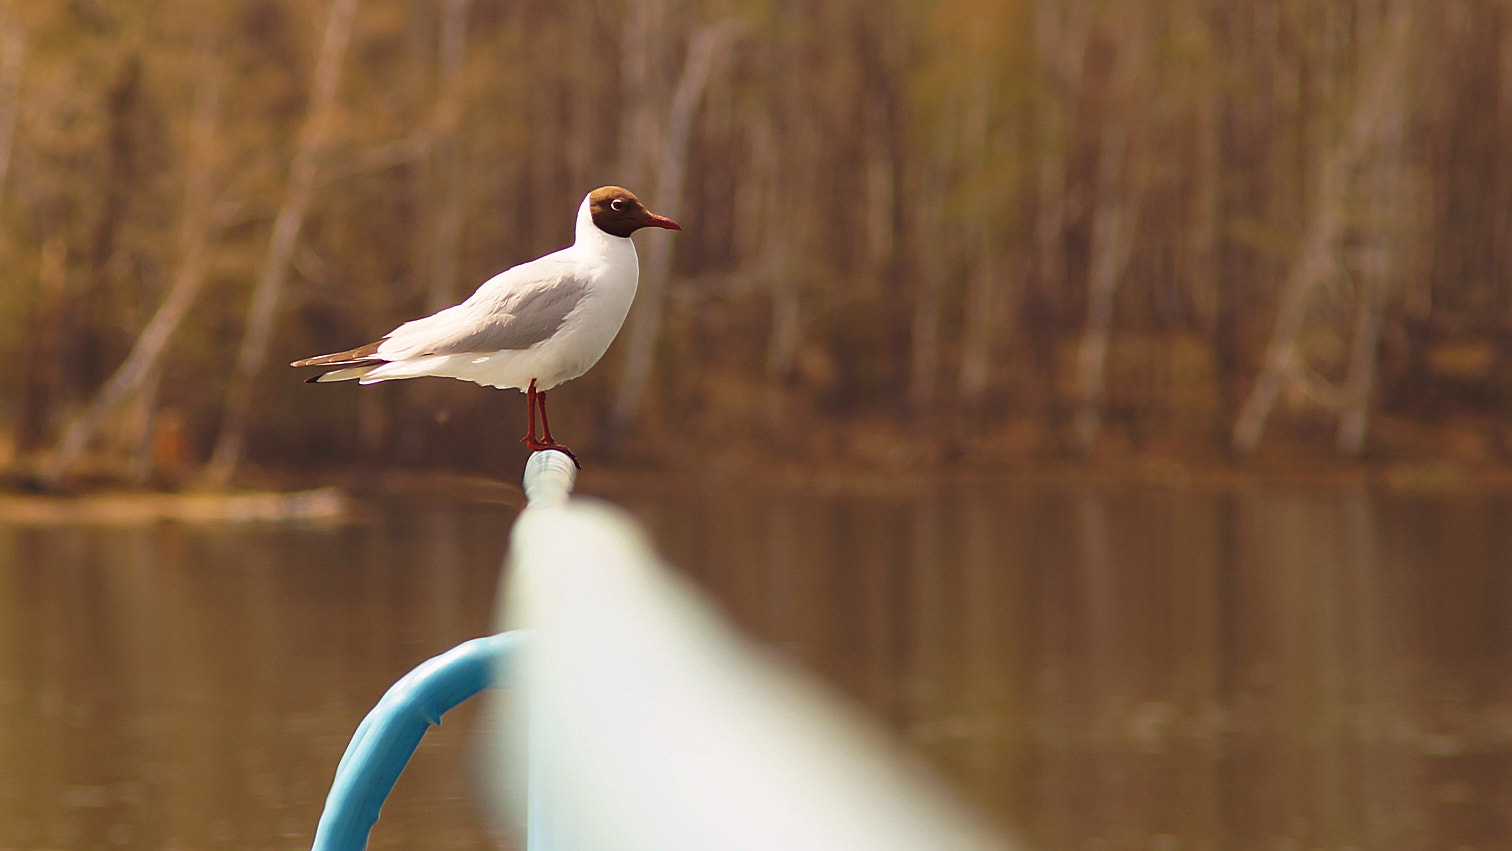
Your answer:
[1,474,1509,851]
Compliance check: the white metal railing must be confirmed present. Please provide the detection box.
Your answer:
[521,449,578,507]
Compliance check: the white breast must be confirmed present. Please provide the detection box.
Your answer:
[526,240,640,390]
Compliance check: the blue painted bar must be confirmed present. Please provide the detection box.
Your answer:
[308,452,571,851]
[310,633,521,851]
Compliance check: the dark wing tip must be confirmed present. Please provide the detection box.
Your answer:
[291,340,385,369]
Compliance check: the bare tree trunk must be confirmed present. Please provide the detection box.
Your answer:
[959,250,1008,420]
[612,0,668,196]
[1071,184,1139,452]
[862,93,898,286]
[907,161,947,418]
[758,123,797,369]
[41,228,218,484]
[425,0,472,313]
[761,108,802,431]
[602,0,668,446]
[19,238,68,454]
[382,0,471,469]
[1338,12,1410,457]
[957,80,1008,424]
[1072,23,1147,451]
[0,15,25,204]
[1501,15,1512,331]
[1186,2,1221,342]
[1029,0,1093,428]
[762,18,824,434]
[1232,5,1410,455]
[125,366,162,485]
[206,0,360,484]
[1230,170,1344,453]
[764,251,800,396]
[1337,272,1386,455]
[38,50,225,487]
[608,22,739,440]
[904,68,946,426]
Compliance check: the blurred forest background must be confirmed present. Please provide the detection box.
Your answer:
[0,0,1509,488]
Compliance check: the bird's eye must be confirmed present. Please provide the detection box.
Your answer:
[610,199,625,211]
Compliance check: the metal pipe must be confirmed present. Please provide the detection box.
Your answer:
[309,633,520,851]
[522,450,577,507]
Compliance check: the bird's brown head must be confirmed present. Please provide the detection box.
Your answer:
[588,186,682,238]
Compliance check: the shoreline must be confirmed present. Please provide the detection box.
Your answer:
[5,450,1512,527]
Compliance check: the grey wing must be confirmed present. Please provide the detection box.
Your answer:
[382,269,588,357]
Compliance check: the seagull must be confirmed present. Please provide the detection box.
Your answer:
[292,186,681,468]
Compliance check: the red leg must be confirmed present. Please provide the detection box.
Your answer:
[522,379,540,446]
[537,387,557,444]
[520,379,580,468]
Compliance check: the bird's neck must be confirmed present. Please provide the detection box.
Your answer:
[572,197,637,261]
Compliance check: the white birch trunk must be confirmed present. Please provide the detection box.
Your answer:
[39,50,224,486]
[1338,7,1410,456]
[957,80,1008,422]
[1072,11,1147,451]
[907,162,947,417]
[0,16,24,205]
[1231,5,1410,455]
[609,22,739,438]
[426,0,472,313]
[206,0,360,484]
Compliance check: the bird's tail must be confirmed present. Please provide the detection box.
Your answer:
[291,341,384,383]
[304,364,379,383]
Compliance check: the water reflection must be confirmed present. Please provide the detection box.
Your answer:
[1,481,1510,851]
[596,479,1512,851]
[0,502,509,851]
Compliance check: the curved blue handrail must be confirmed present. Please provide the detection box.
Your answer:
[309,453,570,851]
[311,632,521,851]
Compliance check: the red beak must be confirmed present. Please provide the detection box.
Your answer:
[645,213,682,231]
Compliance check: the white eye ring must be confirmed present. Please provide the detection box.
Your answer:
[610,199,625,211]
